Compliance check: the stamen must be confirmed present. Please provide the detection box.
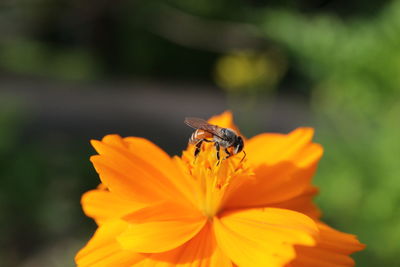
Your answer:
[181,142,251,217]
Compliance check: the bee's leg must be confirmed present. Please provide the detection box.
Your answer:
[215,142,221,165]
[194,140,203,158]
[240,150,246,163]
[223,148,233,160]
[194,139,212,158]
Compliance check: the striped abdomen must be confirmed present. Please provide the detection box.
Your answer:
[189,129,213,144]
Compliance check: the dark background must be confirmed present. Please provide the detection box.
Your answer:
[1,0,399,266]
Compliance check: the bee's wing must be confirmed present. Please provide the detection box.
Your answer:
[184,117,224,139]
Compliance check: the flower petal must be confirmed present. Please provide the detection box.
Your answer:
[246,128,323,167]
[287,222,365,267]
[136,223,232,266]
[315,223,365,253]
[117,202,207,253]
[271,186,321,219]
[124,136,198,203]
[75,220,144,267]
[90,135,192,204]
[224,161,319,209]
[81,189,146,225]
[214,208,318,267]
[223,128,323,209]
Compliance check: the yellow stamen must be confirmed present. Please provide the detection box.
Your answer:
[181,142,252,218]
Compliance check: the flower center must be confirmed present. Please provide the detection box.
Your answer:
[181,142,251,218]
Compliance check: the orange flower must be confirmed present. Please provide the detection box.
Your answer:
[75,111,364,267]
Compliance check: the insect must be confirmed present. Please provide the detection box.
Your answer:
[184,117,246,163]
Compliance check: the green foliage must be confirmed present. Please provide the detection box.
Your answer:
[0,104,97,266]
[0,40,98,81]
[260,1,400,265]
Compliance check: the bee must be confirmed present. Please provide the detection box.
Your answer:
[184,117,246,163]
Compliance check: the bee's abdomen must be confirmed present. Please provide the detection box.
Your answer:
[189,129,213,144]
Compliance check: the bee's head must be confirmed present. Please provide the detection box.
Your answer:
[233,136,244,154]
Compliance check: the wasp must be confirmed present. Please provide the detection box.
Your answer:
[184,117,246,163]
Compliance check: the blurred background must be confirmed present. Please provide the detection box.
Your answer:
[1,0,399,266]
